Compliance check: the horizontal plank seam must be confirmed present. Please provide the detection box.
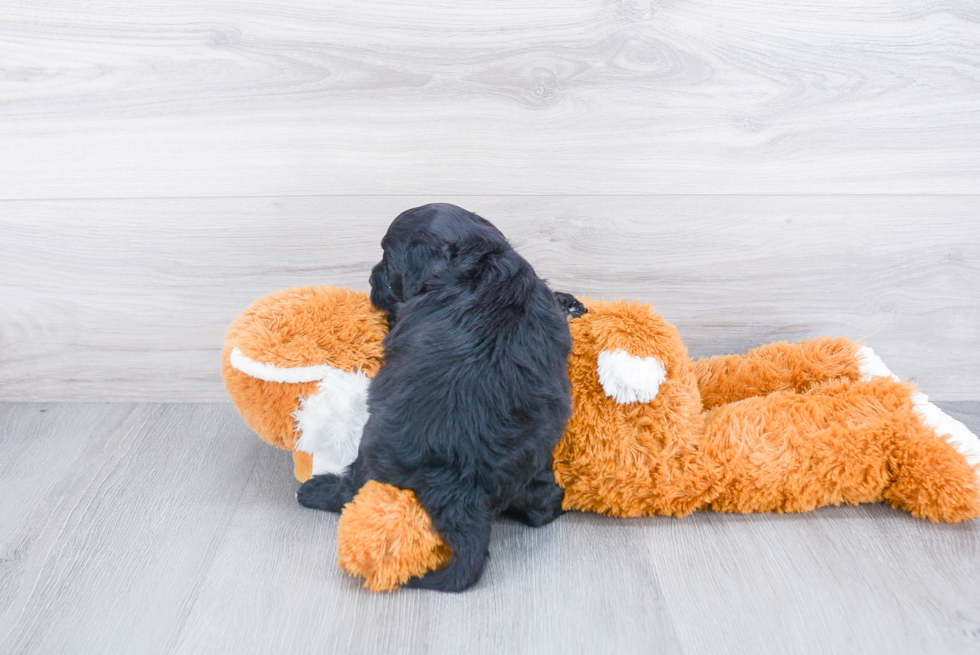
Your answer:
[2,193,980,202]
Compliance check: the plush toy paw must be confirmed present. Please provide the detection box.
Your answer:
[858,345,980,476]
[336,480,450,591]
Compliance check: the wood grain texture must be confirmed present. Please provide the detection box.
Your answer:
[2,0,980,197]
[1,402,979,654]
[2,196,978,402]
[0,403,264,654]
[172,463,681,654]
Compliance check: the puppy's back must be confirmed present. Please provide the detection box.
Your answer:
[365,235,572,502]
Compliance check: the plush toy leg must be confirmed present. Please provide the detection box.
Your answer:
[694,337,862,409]
[334,480,495,592]
[853,346,980,521]
[881,423,980,522]
[703,377,980,521]
[703,380,891,515]
[335,471,561,592]
[292,450,313,482]
[855,345,980,471]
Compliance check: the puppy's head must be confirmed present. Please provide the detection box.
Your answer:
[370,203,507,319]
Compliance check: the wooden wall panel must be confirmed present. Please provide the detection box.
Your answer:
[2,0,979,197]
[2,196,977,401]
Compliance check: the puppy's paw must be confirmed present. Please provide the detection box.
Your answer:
[297,473,345,512]
[502,477,567,527]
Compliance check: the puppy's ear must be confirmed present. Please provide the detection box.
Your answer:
[401,242,454,300]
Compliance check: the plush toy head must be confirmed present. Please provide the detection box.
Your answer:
[222,286,387,480]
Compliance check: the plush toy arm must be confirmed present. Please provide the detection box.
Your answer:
[693,337,862,410]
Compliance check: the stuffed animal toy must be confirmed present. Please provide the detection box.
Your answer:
[223,285,980,591]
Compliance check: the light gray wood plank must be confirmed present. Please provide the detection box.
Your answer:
[2,196,978,401]
[0,403,264,655]
[2,402,979,654]
[652,401,980,655]
[171,462,681,654]
[0,404,134,624]
[2,0,980,197]
[648,504,980,655]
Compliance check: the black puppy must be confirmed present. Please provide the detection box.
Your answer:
[297,203,573,591]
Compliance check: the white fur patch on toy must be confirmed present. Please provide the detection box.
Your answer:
[229,347,370,475]
[856,345,899,382]
[597,350,666,404]
[856,345,980,474]
[911,392,980,471]
[294,368,371,476]
[230,347,342,384]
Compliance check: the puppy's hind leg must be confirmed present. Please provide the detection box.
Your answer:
[502,468,566,527]
[404,494,492,592]
[297,471,359,513]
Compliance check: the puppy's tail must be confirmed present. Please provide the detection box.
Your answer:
[297,472,359,513]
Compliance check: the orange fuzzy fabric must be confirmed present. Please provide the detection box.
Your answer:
[336,481,452,592]
[334,297,979,590]
[700,378,980,521]
[223,287,979,591]
[559,299,978,520]
[222,286,387,452]
[553,298,708,517]
[693,337,863,410]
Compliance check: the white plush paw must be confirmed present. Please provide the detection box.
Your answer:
[596,350,667,404]
[857,345,980,472]
[912,392,980,471]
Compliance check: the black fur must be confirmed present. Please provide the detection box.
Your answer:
[297,203,573,592]
[554,292,587,320]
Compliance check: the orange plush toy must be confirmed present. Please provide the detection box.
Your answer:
[224,286,980,591]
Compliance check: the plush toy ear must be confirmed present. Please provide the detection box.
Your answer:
[336,481,450,592]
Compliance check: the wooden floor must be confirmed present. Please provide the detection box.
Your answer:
[1,401,979,654]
